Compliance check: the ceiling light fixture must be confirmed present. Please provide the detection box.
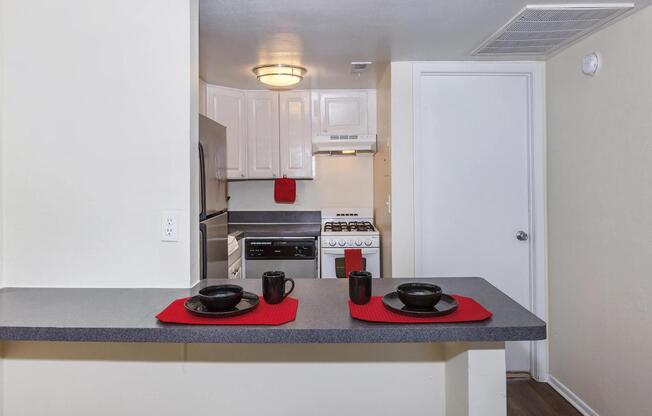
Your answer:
[252,64,307,89]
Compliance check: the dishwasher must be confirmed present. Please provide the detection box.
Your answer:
[243,238,318,279]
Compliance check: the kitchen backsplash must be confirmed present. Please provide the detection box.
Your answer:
[227,156,373,211]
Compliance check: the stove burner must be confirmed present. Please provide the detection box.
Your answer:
[323,221,375,232]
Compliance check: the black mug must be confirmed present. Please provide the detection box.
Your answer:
[262,271,295,304]
[349,271,372,305]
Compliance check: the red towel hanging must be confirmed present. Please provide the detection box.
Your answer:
[344,248,363,278]
[274,177,296,203]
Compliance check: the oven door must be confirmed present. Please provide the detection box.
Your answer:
[321,248,380,278]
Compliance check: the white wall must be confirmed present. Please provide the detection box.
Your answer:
[1,0,199,288]
[2,342,446,416]
[547,6,652,415]
[227,155,374,211]
[0,0,4,407]
[188,1,200,287]
[374,64,392,276]
[389,62,416,277]
[0,0,4,289]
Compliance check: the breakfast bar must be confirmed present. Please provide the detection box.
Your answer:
[0,278,546,416]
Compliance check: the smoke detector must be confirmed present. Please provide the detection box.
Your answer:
[472,3,634,57]
[582,52,601,76]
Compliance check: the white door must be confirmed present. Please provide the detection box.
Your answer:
[246,91,280,179]
[414,70,533,372]
[279,91,313,179]
[206,85,248,179]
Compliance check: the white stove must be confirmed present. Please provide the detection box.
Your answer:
[320,208,380,278]
[321,208,380,248]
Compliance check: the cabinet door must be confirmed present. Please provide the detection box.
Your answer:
[279,91,313,179]
[206,85,247,179]
[317,90,369,135]
[246,91,280,179]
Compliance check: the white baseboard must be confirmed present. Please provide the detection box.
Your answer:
[548,375,599,416]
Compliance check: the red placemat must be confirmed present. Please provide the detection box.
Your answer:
[349,295,492,323]
[156,296,298,325]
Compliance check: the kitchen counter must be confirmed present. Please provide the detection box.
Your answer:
[0,277,545,344]
[227,210,321,239]
[1,278,544,415]
[227,223,321,238]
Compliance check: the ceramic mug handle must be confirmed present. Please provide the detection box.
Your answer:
[283,278,295,299]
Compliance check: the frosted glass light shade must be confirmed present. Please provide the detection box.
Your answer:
[252,64,307,88]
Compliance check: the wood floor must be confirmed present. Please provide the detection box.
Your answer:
[507,379,582,416]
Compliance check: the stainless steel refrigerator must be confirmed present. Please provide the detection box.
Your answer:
[199,114,228,279]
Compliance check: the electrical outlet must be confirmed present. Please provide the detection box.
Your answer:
[161,211,178,242]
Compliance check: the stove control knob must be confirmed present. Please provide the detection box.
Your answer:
[338,239,346,247]
[355,240,362,246]
[364,239,372,247]
[328,240,336,247]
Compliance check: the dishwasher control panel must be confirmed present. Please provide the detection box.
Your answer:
[245,239,316,260]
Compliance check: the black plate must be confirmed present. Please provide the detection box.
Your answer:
[184,292,259,318]
[382,292,458,317]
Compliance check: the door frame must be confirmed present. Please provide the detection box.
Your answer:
[412,62,548,381]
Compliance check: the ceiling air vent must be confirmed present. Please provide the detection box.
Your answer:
[472,3,634,57]
[351,62,372,74]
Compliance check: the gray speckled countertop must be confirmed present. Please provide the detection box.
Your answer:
[0,278,545,344]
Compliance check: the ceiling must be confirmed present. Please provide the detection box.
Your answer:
[199,0,648,89]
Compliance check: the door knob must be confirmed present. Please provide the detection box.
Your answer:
[516,231,529,241]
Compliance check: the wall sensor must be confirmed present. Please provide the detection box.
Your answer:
[582,52,601,76]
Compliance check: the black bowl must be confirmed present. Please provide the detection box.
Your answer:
[396,283,443,310]
[197,284,244,311]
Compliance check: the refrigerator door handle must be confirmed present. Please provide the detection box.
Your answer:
[199,142,207,221]
[199,222,208,280]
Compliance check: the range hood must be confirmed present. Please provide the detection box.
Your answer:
[312,134,377,155]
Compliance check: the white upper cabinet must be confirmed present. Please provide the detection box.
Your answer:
[202,83,374,179]
[246,91,280,179]
[279,91,313,179]
[312,90,376,136]
[205,85,248,179]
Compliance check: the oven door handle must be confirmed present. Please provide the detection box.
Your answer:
[322,248,379,255]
